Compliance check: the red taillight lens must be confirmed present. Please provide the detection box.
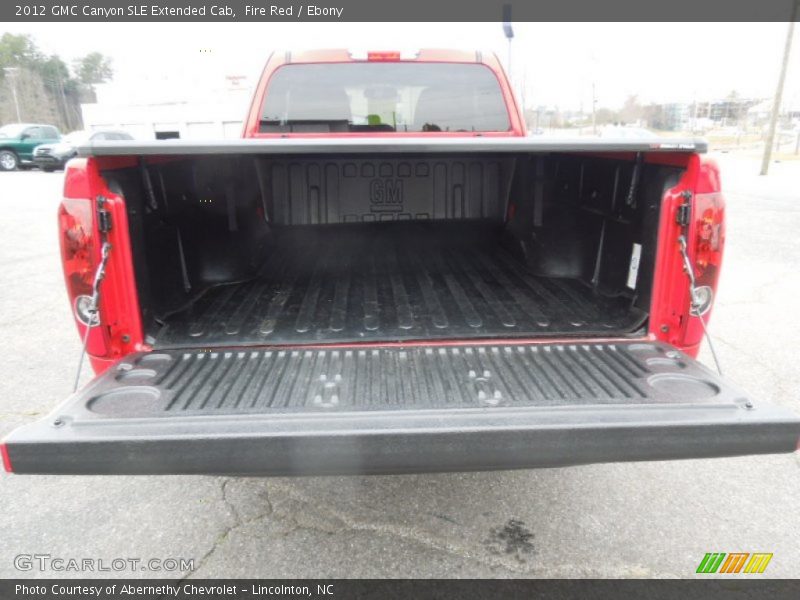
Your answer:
[59,195,108,356]
[691,193,725,289]
[683,192,725,331]
[58,198,96,299]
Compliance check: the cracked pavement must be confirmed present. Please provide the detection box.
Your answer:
[0,154,798,578]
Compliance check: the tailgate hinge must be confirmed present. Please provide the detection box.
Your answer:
[97,196,112,233]
[676,191,692,228]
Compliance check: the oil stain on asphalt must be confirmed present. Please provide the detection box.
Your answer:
[484,519,535,562]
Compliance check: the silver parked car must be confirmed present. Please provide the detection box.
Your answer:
[33,130,133,172]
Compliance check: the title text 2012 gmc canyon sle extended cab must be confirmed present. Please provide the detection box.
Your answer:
[2,49,798,475]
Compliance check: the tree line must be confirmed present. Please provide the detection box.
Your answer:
[0,33,113,131]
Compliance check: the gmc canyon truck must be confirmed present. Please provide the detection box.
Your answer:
[2,49,798,475]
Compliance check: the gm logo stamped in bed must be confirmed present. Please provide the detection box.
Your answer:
[370,179,404,212]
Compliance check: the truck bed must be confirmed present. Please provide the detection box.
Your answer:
[95,145,677,348]
[153,222,646,348]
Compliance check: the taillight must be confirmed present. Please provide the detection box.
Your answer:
[690,192,725,314]
[0,443,12,473]
[59,198,95,301]
[59,163,108,356]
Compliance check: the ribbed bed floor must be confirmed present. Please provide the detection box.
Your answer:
[153,222,646,348]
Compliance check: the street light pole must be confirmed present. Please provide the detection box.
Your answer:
[507,37,512,84]
[3,67,22,122]
[503,4,515,101]
[760,1,798,175]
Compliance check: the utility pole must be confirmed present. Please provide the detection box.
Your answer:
[503,6,514,94]
[591,82,597,136]
[507,39,512,83]
[760,1,798,175]
[3,67,22,122]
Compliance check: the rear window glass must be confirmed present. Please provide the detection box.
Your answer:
[260,62,510,133]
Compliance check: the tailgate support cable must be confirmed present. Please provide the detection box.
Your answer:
[72,237,112,393]
[678,234,723,376]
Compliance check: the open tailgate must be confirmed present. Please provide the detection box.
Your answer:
[3,341,799,475]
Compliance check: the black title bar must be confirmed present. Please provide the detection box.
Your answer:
[3,0,800,22]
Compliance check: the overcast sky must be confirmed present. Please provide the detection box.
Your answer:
[3,22,798,111]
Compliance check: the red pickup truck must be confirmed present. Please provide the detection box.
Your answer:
[2,49,798,475]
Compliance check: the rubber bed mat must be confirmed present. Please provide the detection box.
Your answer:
[153,222,646,348]
[80,341,727,417]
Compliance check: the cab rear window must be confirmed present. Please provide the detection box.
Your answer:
[260,62,511,133]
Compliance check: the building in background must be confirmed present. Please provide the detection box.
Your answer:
[662,103,690,131]
[80,73,252,139]
[747,98,800,130]
[637,97,762,132]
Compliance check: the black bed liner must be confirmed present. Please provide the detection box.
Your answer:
[5,340,799,475]
[101,342,732,415]
[154,222,645,348]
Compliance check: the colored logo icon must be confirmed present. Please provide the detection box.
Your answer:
[696,553,773,574]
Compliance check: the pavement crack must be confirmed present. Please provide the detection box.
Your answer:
[709,334,793,401]
[0,411,43,420]
[262,482,533,574]
[221,479,243,527]
[177,477,274,580]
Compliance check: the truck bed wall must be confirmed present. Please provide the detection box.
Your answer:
[101,153,683,343]
[264,157,512,224]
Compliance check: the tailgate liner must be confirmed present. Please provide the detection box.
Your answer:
[153,223,645,348]
[70,343,718,416]
[5,341,800,475]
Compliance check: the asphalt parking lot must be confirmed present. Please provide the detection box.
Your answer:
[0,154,798,578]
